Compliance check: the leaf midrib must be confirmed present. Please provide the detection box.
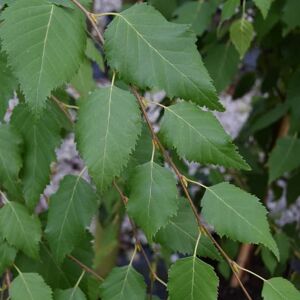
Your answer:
[6,203,34,256]
[146,162,154,236]
[117,13,213,105]
[207,186,267,239]
[55,176,81,258]
[35,4,55,111]
[266,280,286,299]
[99,85,113,191]
[18,273,35,300]
[165,106,242,167]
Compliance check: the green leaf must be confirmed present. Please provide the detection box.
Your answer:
[249,102,289,134]
[71,58,96,98]
[11,103,64,209]
[168,257,219,300]
[282,0,300,35]
[268,137,300,183]
[76,86,141,192]
[104,4,223,111]
[262,277,300,300]
[0,50,18,120]
[155,201,221,261]
[173,1,219,36]
[204,43,239,93]
[149,0,177,19]
[262,232,290,274]
[50,0,74,8]
[0,240,17,274]
[0,125,23,201]
[253,0,272,19]
[55,288,87,300]
[0,202,41,258]
[201,182,279,259]
[127,162,179,239]
[15,242,71,289]
[221,0,239,23]
[100,266,146,300]
[45,175,98,263]
[160,102,250,170]
[10,272,53,300]
[230,18,254,59]
[0,0,85,115]
[85,38,104,71]
[286,70,300,133]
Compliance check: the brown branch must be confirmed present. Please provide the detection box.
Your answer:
[50,95,74,124]
[68,255,104,281]
[71,2,252,297]
[69,0,104,44]
[131,87,252,300]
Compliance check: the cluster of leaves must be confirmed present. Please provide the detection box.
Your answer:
[0,0,299,299]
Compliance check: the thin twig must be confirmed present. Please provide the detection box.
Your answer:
[68,255,104,282]
[70,0,104,44]
[70,2,253,297]
[234,263,266,282]
[50,95,74,123]
[132,87,252,300]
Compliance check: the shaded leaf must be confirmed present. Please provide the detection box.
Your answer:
[230,18,254,58]
[173,1,218,36]
[205,43,239,93]
[155,201,221,261]
[0,202,41,258]
[0,240,17,274]
[221,0,239,23]
[253,0,272,18]
[0,50,18,120]
[45,175,98,263]
[71,58,95,98]
[85,38,104,70]
[0,125,23,201]
[268,137,300,183]
[11,103,64,209]
[15,242,71,289]
[282,0,300,35]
